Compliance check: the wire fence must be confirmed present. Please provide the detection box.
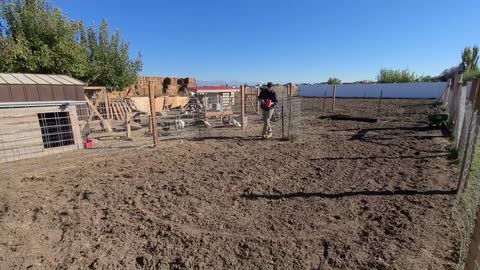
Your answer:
[441,75,480,270]
[0,102,84,163]
[278,95,302,140]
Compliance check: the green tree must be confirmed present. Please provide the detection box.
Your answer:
[377,68,418,83]
[462,46,479,72]
[327,77,341,85]
[464,69,480,81]
[82,19,142,90]
[418,75,437,82]
[461,46,479,81]
[0,0,88,77]
[0,0,142,91]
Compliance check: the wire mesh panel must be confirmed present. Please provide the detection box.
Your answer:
[38,112,75,148]
[76,96,154,149]
[0,103,83,163]
[278,96,302,140]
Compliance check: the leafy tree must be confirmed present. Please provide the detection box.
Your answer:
[82,19,142,90]
[377,68,418,83]
[0,0,88,77]
[327,77,341,85]
[419,75,433,82]
[462,46,479,72]
[0,0,142,91]
[461,46,479,81]
[464,69,480,81]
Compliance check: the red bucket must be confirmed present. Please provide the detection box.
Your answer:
[265,99,272,108]
[83,138,94,149]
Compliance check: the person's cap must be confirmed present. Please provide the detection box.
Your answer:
[267,82,273,88]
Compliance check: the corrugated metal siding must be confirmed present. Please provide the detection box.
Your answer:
[52,85,65,100]
[10,85,26,102]
[0,85,11,102]
[25,85,40,101]
[38,85,54,101]
[64,85,77,100]
[0,73,85,103]
[74,86,84,100]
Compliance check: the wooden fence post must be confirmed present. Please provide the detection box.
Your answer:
[332,85,337,111]
[126,113,131,139]
[241,84,246,130]
[103,87,112,123]
[322,89,327,116]
[256,87,260,113]
[377,90,383,116]
[148,82,159,146]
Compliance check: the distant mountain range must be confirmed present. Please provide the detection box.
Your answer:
[196,80,261,86]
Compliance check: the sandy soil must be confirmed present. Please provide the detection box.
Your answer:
[0,98,459,269]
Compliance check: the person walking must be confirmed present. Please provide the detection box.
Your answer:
[258,82,278,139]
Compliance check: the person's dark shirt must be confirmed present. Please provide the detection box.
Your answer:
[258,88,278,110]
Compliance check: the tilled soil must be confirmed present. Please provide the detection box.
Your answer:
[0,98,459,269]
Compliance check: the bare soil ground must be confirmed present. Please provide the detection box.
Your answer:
[0,98,459,270]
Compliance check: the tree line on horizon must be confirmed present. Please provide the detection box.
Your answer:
[0,0,142,91]
[326,45,479,84]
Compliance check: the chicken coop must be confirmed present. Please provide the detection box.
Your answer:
[190,85,239,119]
[0,73,86,163]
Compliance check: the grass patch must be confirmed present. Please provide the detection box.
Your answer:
[460,147,480,209]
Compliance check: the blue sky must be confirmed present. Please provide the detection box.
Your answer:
[55,0,479,83]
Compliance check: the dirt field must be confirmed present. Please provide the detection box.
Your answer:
[0,98,459,269]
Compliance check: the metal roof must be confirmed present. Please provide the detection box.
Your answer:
[0,73,84,86]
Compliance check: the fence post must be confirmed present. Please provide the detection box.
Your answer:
[332,84,337,111]
[241,84,246,130]
[322,89,327,116]
[472,78,480,110]
[377,90,383,116]
[126,112,131,139]
[282,90,285,138]
[455,83,467,149]
[287,85,293,138]
[103,87,111,121]
[148,82,159,147]
[256,87,260,113]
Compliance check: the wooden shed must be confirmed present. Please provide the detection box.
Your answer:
[0,73,86,163]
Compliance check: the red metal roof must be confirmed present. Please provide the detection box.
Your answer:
[193,85,239,91]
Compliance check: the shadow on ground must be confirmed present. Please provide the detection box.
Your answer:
[241,189,457,200]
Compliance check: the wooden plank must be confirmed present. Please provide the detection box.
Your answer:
[83,96,112,132]
[114,102,123,120]
[117,101,127,119]
[469,78,479,102]
[0,144,45,155]
[0,138,43,151]
[0,130,42,142]
[0,145,45,163]
[149,82,159,146]
[0,124,41,135]
[241,84,245,130]
[110,102,120,120]
[0,116,38,125]
[471,78,480,114]
[332,85,337,111]
[80,95,99,130]
[123,100,132,114]
[68,106,83,150]
[0,113,38,119]
[104,89,111,120]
